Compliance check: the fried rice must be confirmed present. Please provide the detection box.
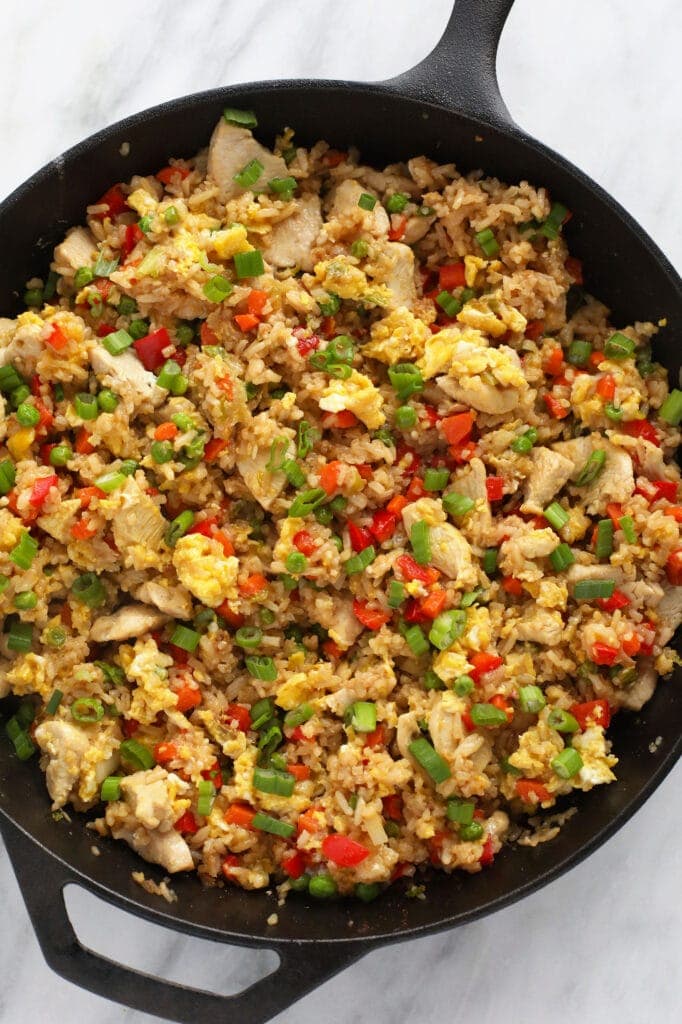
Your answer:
[1,109,680,900]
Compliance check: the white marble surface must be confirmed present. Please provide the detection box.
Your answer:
[1,0,680,1021]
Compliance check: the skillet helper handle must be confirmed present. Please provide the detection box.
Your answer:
[385,0,517,126]
[0,817,363,1024]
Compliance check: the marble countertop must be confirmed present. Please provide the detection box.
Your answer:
[1,1,680,1021]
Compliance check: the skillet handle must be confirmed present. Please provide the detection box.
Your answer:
[384,0,516,126]
[0,817,363,1024]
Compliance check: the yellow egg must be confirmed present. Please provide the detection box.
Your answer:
[172,534,238,607]
[319,369,385,429]
[362,306,430,364]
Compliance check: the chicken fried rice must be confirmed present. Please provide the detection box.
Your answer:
[1,109,680,901]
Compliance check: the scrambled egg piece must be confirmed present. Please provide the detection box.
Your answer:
[457,291,527,337]
[418,326,487,380]
[432,647,473,684]
[127,187,158,218]
[314,258,390,307]
[508,718,564,781]
[275,663,333,710]
[572,726,618,788]
[525,578,568,610]
[210,223,253,260]
[6,654,51,699]
[459,605,492,651]
[122,638,176,725]
[319,369,386,429]
[0,509,24,551]
[362,306,431,364]
[273,517,305,566]
[448,339,527,389]
[173,534,238,607]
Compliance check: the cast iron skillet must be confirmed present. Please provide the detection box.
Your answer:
[0,1,680,1021]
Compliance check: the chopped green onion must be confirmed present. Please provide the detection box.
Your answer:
[574,579,616,600]
[0,364,24,394]
[233,158,264,189]
[442,491,475,518]
[604,403,623,422]
[314,506,333,526]
[0,459,17,496]
[74,266,95,289]
[604,332,636,360]
[101,776,122,802]
[551,747,583,779]
[539,202,569,240]
[482,547,498,576]
[447,799,475,825]
[16,402,40,427]
[424,669,446,691]
[282,459,306,487]
[9,727,36,760]
[345,545,376,575]
[170,624,200,653]
[408,737,451,783]
[285,551,307,574]
[388,580,406,608]
[43,271,58,300]
[460,821,484,841]
[156,359,182,390]
[619,515,636,544]
[71,572,106,607]
[575,449,606,486]
[595,519,614,559]
[453,674,474,696]
[308,873,337,898]
[548,708,580,733]
[329,495,348,514]
[71,697,104,723]
[549,543,575,572]
[203,275,233,302]
[358,192,377,211]
[233,249,265,279]
[470,703,508,728]
[94,470,127,492]
[388,363,424,402]
[386,192,409,213]
[284,703,314,729]
[269,176,297,198]
[0,574,9,593]
[252,812,295,838]
[567,339,592,367]
[475,227,500,257]
[101,328,134,355]
[423,467,450,492]
[296,420,318,459]
[10,384,31,408]
[253,766,295,797]
[518,685,546,714]
[45,689,63,715]
[372,426,395,448]
[317,293,341,316]
[196,779,216,817]
[500,756,522,776]
[403,624,430,656]
[234,626,263,650]
[659,389,682,426]
[165,510,194,547]
[350,239,369,259]
[436,290,462,317]
[346,701,377,733]
[10,531,38,570]
[137,216,153,234]
[288,488,326,517]
[395,405,417,430]
[410,521,431,565]
[223,107,258,128]
[250,697,275,730]
[245,655,277,682]
[46,626,66,648]
[429,609,466,651]
[120,739,156,770]
[14,590,37,610]
[543,502,569,531]
[419,205,434,216]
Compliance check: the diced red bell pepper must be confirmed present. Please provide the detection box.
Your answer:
[501,576,523,596]
[70,517,97,540]
[29,473,58,507]
[287,763,311,781]
[485,476,505,502]
[187,515,218,538]
[596,373,616,401]
[200,322,220,347]
[293,529,317,555]
[201,761,223,788]
[296,333,320,357]
[323,149,347,168]
[321,410,358,429]
[570,699,611,731]
[320,315,336,339]
[221,855,240,879]
[45,323,69,350]
[289,726,308,743]
[419,589,448,620]
[121,718,140,738]
[133,327,172,371]
[353,598,391,631]
[515,779,551,804]
[364,723,386,749]
[121,222,144,259]
[281,850,306,880]
[204,437,229,463]
[405,475,426,501]
[597,588,631,612]
[665,548,682,586]
[621,632,641,657]
[96,324,115,337]
[369,508,398,544]
[524,319,545,341]
[544,346,564,377]
[224,704,252,732]
[321,834,370,867]
[156,165,190,184]
[322,639,342,660]
[543,393,569,419]
[591,642,619,666]
[623,418,660,446]
[386,494,409,517]
[395,553,440,585]
[438,263,466,290]
[174,811,199,834]
[247,289,268,316]
[403,598,429,624]
[479,835,495,867]
[421,404,441,427]
[490,693,514,722]
[441,411,474,446]
[348,521,374,552]
[382,794,403,821]
[470,651,503,682]
[95,184,129,218]
[388,215,407,241]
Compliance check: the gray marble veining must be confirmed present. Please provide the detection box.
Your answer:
[0,0,680,1021]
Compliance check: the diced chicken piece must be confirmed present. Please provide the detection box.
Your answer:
[553,437,634,514]
[133,579,193,619]
[0,316,44,375]
[37,498,81,543]
[567,562,624,595]
[53,226,98,273]
[207,119,287,202]
[454,457,488,505]
[381,242,417,309]
[236,414,295,510]
[514,608,564,646]
[90,603,168,642]
[618,580,664,610]
[403,213,436,246]
[327,179,390,237]
[437,375,518,415]
[521,447,574,514]
[91,345,165,410]
[592,658,658,712]
[401,498,477,585]
[261,194,322,271]
[656,585,682,645]
[106,767,193,873]
[396,711,422,759]
[612,433,668,480]
[428,692,467,754]
[111,479,167,568]
[298,587,363,651]
[34,720,119,810]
